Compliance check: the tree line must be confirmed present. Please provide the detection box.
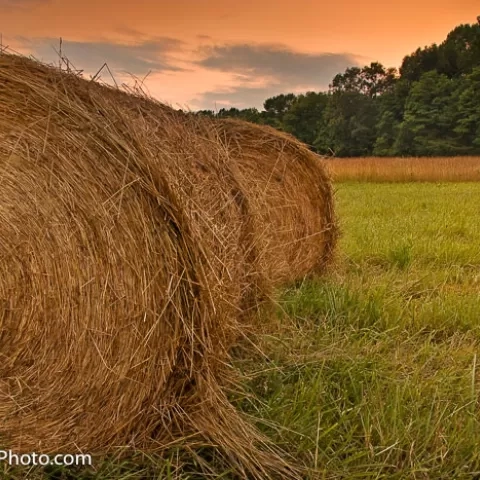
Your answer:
[194,21,480,157]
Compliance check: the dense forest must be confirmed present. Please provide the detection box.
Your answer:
[194,20,480,157]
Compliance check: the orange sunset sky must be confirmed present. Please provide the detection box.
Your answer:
[0,0,478,110]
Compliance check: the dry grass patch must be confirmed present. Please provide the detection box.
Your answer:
[325,156,480,182]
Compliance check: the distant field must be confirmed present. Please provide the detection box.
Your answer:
[325,156,480,182]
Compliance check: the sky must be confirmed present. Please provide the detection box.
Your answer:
[0,0,478,110]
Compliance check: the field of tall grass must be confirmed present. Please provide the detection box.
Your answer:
[6,180,480,479]
[325,156,480,182]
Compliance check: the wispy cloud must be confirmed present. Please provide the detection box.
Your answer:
[197,43,359,86]
[11,35,361,110]
[16,36,187,76]
[192,42,360,109]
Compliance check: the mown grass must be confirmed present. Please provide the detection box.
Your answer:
[4,182,480,479]
[325,157,480,182]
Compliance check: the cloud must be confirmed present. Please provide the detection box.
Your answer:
[196,43,359,87]
[192,43,360,109]
[16,37,187,76]
[11,36,361,111]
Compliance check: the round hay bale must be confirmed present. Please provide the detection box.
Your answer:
[0,54,296,478]
[195,117,337,287]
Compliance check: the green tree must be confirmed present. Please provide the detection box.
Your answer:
[237,108,261,123]
[454,66,480,153]
[400,22,480,81]
[196,109,215,117]
[394,71,462,155]
[373,80,409,155]
[331,63,397,98]
[211,107,262,124]
[330,67,363,93]
[400,45,440,82]
[217,107,242,118]
[316,91,378,156]
[282,92,328,150]
[262,93,296,128]
[263,93,297,115]
[437,23,480,77]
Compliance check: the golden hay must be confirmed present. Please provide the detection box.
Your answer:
[197,117,338,286]
[0,54,298,478]
[0,51,336,478]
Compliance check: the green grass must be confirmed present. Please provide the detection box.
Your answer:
[4,182,480,479]
[236,182,480,479]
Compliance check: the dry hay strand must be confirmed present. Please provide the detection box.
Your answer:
[0,53,299,479]
[197,117,338,287]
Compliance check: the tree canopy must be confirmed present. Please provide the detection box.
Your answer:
[194,20,480,156]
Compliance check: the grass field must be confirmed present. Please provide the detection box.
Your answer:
[237,182,480,479]
[5,181,480,479]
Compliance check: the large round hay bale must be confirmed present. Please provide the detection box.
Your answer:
[0,54,294,478]
[195,117,337,287]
